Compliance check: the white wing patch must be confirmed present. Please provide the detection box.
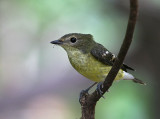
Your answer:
[102,51,109,57]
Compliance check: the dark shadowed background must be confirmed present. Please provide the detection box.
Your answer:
[0,0,159,119]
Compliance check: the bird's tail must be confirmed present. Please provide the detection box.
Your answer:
[123,71,146,85]
[132,78,146,85]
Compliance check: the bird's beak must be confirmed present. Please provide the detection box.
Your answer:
[50,40,63,45]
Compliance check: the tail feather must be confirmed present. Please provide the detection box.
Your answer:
[122,64,135,72]
[132,78,146,85]
[123,71,146,85]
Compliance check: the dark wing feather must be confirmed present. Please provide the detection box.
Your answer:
[90,43,135,72]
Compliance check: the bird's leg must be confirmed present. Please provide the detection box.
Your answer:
[96,82,105,98]
[84,82,98,92]
[79,82,97,103]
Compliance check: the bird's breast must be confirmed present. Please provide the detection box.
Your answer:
[67,50,91,68]
[66,50,123,82]
[67,50,107,81]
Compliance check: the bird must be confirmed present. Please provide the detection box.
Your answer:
[50,33,145,95]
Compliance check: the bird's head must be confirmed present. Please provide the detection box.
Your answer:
[50,33,96,53]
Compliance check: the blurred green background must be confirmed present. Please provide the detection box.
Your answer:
[0,0,159,119]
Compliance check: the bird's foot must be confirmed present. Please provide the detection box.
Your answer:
[79,82,97,103]
[96,82,105,99]
[79,89,89,103]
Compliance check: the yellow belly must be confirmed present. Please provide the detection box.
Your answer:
[67,51,124,82]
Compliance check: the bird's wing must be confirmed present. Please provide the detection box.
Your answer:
[90,43,134,72]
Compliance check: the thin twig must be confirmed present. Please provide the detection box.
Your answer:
[80,0,138,119]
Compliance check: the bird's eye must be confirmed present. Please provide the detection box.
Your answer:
[70,37,77,43]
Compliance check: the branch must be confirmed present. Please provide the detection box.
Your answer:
[79,0,138,119]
